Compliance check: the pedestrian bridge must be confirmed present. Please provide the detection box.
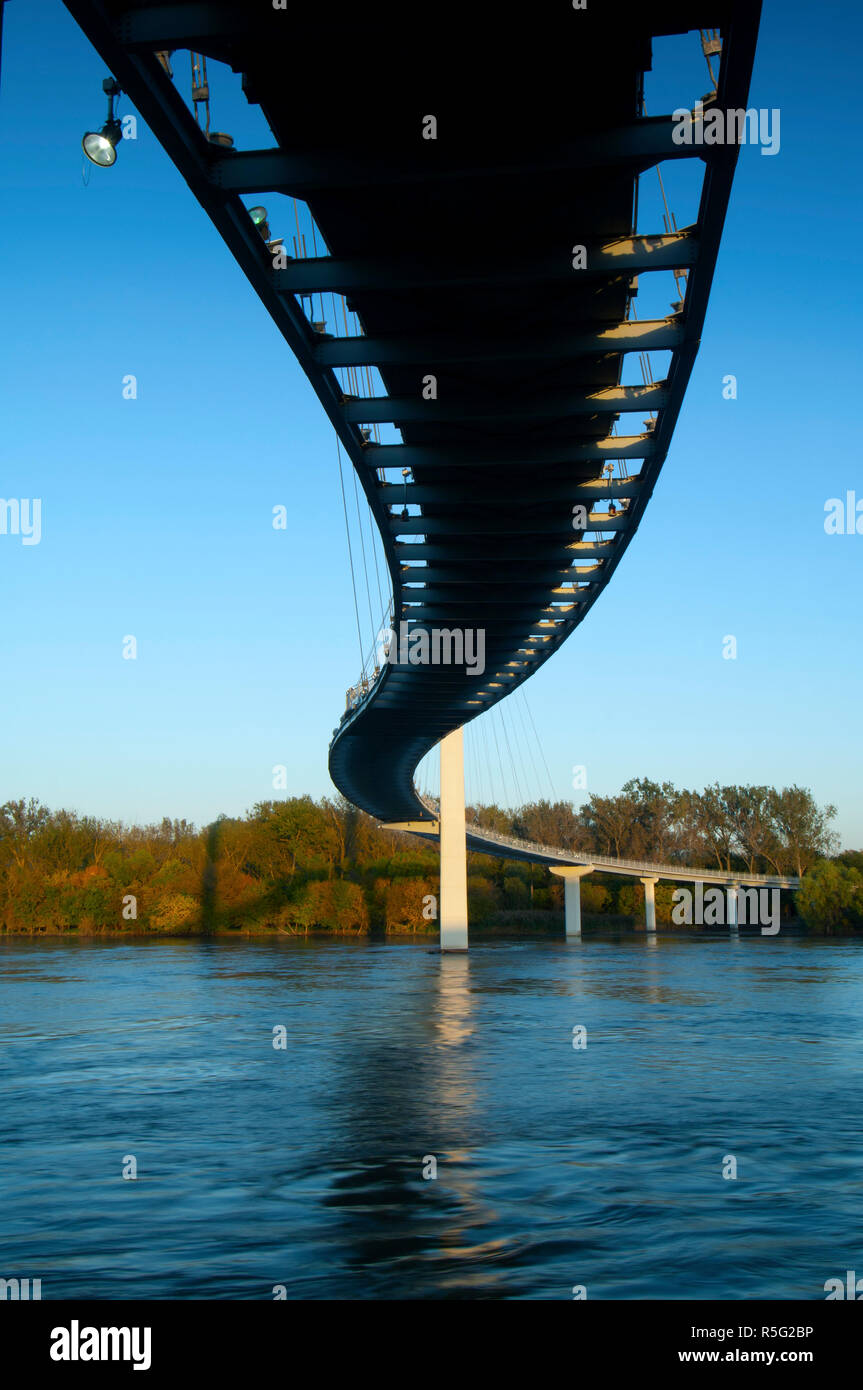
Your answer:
[385,792,799,935]
[62,0,766,948]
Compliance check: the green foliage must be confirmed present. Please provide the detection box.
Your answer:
[383,878,436,933]
[580,881,610,914]
[0,787,854,936]
[468,875,499,924]
[796,860,863,934]
[616,883,642,920]
[148,893,199,933]
[297,878,368,932]
[502,875,530,909]
[384,850,438,879]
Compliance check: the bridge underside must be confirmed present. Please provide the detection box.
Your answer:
[62,1,760,826]
[325,0,758,822]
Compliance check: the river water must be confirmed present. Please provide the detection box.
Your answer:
[1,933,861,1300]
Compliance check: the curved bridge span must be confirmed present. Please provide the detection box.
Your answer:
[63,1,764,943]
[322,1,761,826]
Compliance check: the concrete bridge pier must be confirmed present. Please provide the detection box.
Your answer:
[640,876,659,933]
[727,883,740,932]
[439,726,469,952]
[550,865,594,938]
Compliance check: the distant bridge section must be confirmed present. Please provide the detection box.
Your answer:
[386,792,799,936]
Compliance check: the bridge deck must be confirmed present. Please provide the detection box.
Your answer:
[62,0,761,829]
[395,795,800,889]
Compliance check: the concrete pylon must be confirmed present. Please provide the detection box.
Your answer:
[439,726,468,952]
[727,883,740,931]
[550,865,594,938]
[640,876,659,933]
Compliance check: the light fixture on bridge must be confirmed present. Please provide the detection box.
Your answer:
[82,77,123,167]
[248,205,271,240]
[401,466,411,521]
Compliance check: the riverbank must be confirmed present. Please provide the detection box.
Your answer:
[0,909,820,938]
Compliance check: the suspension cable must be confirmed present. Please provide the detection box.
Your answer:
[350,466,376,652]
[513,690,544,801]
[334,437,365,674]
[497,704,523,808]
[489,708,509,810]
[521,690,556,801]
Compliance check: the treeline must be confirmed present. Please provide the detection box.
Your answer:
[0,780,857,936]
[494,778,838,879]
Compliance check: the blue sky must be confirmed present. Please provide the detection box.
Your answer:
[1,1,861,846]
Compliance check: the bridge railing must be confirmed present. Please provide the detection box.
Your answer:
[415,793,800,887]
[342,601,395,717]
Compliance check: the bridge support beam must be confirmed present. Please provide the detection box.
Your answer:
[727,883,740,932]
[439,726,468,953]
[550,866,594,939]
[640,876,659,933]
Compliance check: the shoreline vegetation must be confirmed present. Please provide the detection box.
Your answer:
[1,781,860,939]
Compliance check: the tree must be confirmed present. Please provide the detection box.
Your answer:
[796,860,863,934]
[580,881,610,914]
[149,893,199,933]
[467,875,499,923]
[513,800,586,853]
[732,785,780,874]
[579,791,634,858]
[691,785,739,872]
[384,878,436,932]
[250,797,338,877]
[298,879,368,932]
[469,803,514,835]
[0,798,52,869]
[620,778,681,861]
[769,787,839,878]
[502,874,530,909]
